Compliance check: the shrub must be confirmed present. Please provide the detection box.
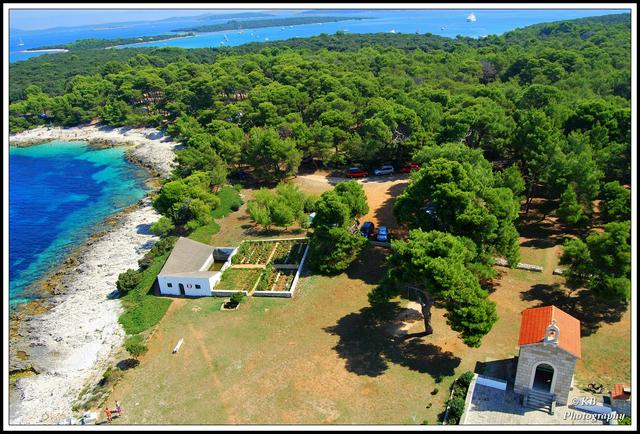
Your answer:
[150,216,175,237]
[445,397,466,424]
[138,236,177,270]
[457,371,475,391]
[116,269,142,295]
[230,291,245,305]
[125,335,148,361]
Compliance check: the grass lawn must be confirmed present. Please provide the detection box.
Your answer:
[119,252,173,335]
[104,200,630,425]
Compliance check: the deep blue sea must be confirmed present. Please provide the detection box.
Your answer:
[9,142,148,306]
[9,9,630,63]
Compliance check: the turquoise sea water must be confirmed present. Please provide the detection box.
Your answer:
[9,141,149,306]
[9,9,629,63]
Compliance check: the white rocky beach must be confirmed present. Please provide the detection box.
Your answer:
[9,124,180,178]
[9,124,179,424]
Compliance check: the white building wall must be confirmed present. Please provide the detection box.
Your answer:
[158,275,213,297]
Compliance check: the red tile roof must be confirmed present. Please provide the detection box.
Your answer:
[518,306,581,358]
[611,384,631,400]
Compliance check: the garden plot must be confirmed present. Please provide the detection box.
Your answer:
[214,268,262,294]
[254,265,297,293]
[271,239,308,266]
[231,241,277,265]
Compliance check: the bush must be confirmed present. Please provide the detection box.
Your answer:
[138,236,177,270]
[150,216,175,237]
[230,291,244,305]
[116,269,142,295]
[445,397,466,424]
[457,371,475,391]
[125,335,148,361]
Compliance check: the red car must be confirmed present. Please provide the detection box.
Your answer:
[346,167,369,178]
[400,162,421,173]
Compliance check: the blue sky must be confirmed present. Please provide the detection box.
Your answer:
[9,9,271,30]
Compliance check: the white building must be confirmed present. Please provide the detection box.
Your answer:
[157,237,235,297]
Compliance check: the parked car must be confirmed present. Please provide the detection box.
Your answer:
[373,165,395,176]
[376,225,388,242]
[360,221,375,238]
[346,167,369,178]
[400,162,421,173]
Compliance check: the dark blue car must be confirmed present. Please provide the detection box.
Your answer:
[376,226,388,242]
[360,221,375,238]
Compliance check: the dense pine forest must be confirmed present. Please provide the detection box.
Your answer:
[9,14,631,344]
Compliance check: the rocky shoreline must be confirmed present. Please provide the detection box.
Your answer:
[8,124,179,424]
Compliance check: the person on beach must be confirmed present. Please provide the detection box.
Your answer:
[115,401,123,418]
[105,407,112,423]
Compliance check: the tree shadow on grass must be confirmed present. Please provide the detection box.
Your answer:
[521,283,627,336]
[116,358,139,370]
[324,303,460,378]
[343,244,389,285]
[372,181,409,228]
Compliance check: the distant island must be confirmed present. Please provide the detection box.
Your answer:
[26,33,195,52]
[173,16,370,33]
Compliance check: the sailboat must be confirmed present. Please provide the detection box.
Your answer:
[18,36,24,46]
[466,13,477,22]
[389,29,397,34]
[223,34,229,41]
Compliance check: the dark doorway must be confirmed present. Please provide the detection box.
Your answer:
[179,283,185,296]
[532,363,554,393]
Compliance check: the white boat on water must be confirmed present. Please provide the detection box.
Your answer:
[18,37,24,46]
[467,13,477,22]
[441,25,447,30]
[389,29,397,34]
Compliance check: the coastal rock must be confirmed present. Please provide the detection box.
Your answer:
[9,179,165,425]
[8,124,179,178]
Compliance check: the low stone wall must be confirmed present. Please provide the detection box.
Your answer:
[252,290,293,298]
[494,258,543,272]
[211,289,249,297]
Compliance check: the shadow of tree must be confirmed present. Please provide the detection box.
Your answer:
[521,283,627,336]
[116,358,139,370]
[344,244,389,285]
[136,223,154,235]
[324,303,461,378]
[372,181,409,227]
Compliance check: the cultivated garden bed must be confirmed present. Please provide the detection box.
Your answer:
[215,268,262,293]
[254,265,297,292]
[231,241,276,265]
[271,240,308,265]
[230,239,308,266]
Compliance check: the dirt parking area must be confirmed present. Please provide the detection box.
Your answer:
[294,171,410,231]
